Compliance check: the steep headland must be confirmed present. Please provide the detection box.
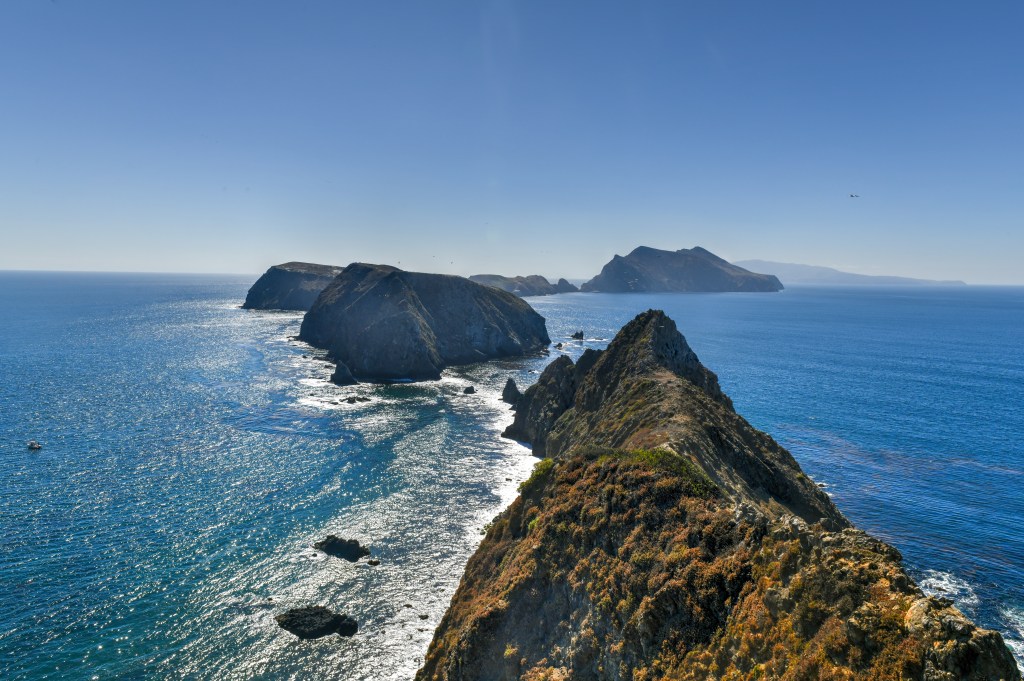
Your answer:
[418,310,1019,680]
[470,274,580,297]
[581,246,783,293]
[242,261,344,311]
[298,263,550,383]
[733,259,968,287]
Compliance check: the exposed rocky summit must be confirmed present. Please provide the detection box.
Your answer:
[581,246,783,293]
[418,310,1019,680]
[275,606,357,639]
[313,535,370,562]
[242,262,344,311]
[469,274,578,297]
[299,264,550,383]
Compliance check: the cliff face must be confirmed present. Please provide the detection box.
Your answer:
[242,262,344,311]
[581,246,783,293]
[298,264,550,383]
[470,274,579,297]
[419,311,1019,680]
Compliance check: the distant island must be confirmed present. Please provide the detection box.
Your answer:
[298,263,550,383]
[469,274,579,297]
[734,260,968,287]
[419,310,1019,680]
[581,246,783,293]
[242,261,344,311]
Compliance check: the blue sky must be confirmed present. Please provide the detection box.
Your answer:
[1,1,1021,282]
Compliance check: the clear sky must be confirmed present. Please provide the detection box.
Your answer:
[1,1,1022,283]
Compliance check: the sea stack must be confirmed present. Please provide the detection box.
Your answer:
[581,246,783,292]
[418,310,1019,680]
[299,264,550,383]
[242,262,344,311]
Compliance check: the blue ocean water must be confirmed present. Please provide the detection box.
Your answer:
[1,273,1021,678]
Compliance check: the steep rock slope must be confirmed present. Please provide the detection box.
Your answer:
[419,310,1019,680]
[299,264,550,383]
[581,246,783,293]
[242,261,344,310]
[470,274,579,297]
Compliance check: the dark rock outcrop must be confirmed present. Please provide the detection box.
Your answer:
[553,278,579,293]
[581,246,783,292]
[463,386,475,395]
[419,310,1019,680]
[275,606,358,639]
[501,378,521,405]
[313,535,370,562]
[242,262,344,311]
[469,274,576,297]
[299,264,550,383]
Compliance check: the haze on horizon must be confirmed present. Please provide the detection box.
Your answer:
[1,1,1022,284]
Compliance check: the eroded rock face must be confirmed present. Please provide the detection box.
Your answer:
[275,606,357,639]
[299,264,550,383]
[581,246,783,293]
[242,262,344,311]
[418,310,1020,681]
[501,378,521,405]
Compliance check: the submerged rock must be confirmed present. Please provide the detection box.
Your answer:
[313,535,370,562]
[275,606,357,639]
[299,264,550,383]
[242,262,344,311]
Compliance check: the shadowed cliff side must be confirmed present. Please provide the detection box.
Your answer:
[298,263,550,383]
[419,310,1020,680]
[242,261,344,311]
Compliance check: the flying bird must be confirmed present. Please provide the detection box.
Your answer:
[849,194,860,198]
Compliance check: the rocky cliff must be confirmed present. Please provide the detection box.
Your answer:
[242,261,344,311]
[470,274,579,297]
[418,310,1019,680]
[298,264,550,383]
[581,246,783,293]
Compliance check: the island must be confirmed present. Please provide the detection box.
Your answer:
[469,274,579,297]
[580,246,783,292]
[298,263,551,383]
[242,261,344,311]
[733,259,968,286]
[418,310,1018,680]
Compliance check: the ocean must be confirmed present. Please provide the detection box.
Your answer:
[1,272,1021,678]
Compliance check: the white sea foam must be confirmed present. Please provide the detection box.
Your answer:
[1000,605,1024,673]
[918,570,981,610]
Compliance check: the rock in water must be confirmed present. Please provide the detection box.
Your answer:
[469,274,577,297]
[313,535,370,562]
[501,378,521,405]
[419,310,1020,681]
[580,245,783,292]
[242,262,344,311]
[275,606,357,639]
[299,264,550,383]
[553,278,579,293]
[570,331,584,340]
[463,386,475,394]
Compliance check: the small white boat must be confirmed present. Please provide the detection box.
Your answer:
[27,440,42,450]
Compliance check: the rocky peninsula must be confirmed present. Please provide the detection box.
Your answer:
[582,246,783,292]
[469,274,579,297]
[418,310,1019,680]
[298,263,550,383]
[242,261,344,311]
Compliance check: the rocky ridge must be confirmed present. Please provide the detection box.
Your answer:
[418,310,1019,680]
[299,263,550,383]
[581,246,783,293]
[470,274,580,297]
[242,261,344,311]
